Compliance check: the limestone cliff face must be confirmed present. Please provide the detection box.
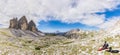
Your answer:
[18,16,28,30]
[9,18,18,29]
[9,16,38,32]
[9,16,44,37]
[28,20,38,32]
[65,29,90,39]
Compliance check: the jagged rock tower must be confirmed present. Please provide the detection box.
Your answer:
[28,20,38,32]
[18,16,28,30]
[9,18,18,29]
[9,16,38,32]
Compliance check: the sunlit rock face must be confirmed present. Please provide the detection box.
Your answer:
[65,29,86,39]
[28,20,38,32]
[9,16,38,32]
[9,16,45,37]
[9,18,18,29]
[18,16,28,30]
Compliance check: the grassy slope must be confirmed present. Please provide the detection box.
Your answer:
[0,28,119,55]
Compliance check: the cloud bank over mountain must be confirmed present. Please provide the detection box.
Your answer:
[0,0,120,29]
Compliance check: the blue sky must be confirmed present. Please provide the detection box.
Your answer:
[38,4,120,32]
[96,5,120,21]
[0,0,120,32]
[38,20,99,32]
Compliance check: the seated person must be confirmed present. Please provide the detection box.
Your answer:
[102,41,109,50]
[98,41,109,51]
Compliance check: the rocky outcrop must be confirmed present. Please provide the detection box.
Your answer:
[9,18,18,29]
[9,16,39,32]
[65,29,89,39]
[18,16,28,30]
[28,20,38,32]
[9,16,45,37]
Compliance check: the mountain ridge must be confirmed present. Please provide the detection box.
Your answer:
[9,16,45,37]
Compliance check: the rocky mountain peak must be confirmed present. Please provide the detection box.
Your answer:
[9,18,18,29]
[9,16,38,32]
[105,19,120,36]
[18,16,28,30]
[28,20,38,32]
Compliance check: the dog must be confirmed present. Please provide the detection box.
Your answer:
[107,47,119,53]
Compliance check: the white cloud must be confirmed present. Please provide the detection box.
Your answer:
[97,17,120,29]
[80,14,105,26]
[0,0,120,28]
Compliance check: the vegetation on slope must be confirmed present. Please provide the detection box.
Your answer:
[0,28,120,55]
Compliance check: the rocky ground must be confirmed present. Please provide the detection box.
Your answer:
[0,28,120,55]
